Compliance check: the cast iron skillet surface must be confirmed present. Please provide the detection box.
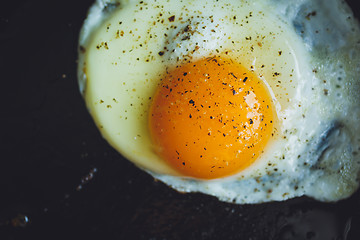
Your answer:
[1,0,360,239]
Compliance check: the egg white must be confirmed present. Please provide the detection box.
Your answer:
[78,0,360,203]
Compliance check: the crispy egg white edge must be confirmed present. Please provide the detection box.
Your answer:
[78,0,360,204]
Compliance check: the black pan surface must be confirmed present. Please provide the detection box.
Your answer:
[1,0,360,239]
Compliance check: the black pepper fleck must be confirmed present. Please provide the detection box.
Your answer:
[168,15,175,22]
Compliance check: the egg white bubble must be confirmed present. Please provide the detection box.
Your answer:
[78,0,360,203]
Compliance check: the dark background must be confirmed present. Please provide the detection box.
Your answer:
[1,1,360,239]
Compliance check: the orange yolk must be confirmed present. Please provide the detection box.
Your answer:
[149,57,275,179]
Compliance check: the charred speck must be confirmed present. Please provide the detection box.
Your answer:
[79,46,86,53]
[189,99,195,106]
[183,72,188,76]
[243,77,248,82]
[10,214,31,228]
[158,51,164,56]
[306,11,317,20]
[249,119,253,124]
[184,25,190,32]
[182,35,191,41]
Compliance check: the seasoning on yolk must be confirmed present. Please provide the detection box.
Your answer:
[149,56,275,179]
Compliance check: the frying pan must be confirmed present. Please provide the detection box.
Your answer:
[1,0,360,239]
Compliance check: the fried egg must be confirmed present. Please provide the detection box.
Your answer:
[78,0,360,203]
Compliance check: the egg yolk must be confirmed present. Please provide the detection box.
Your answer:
[149,57,275,179]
